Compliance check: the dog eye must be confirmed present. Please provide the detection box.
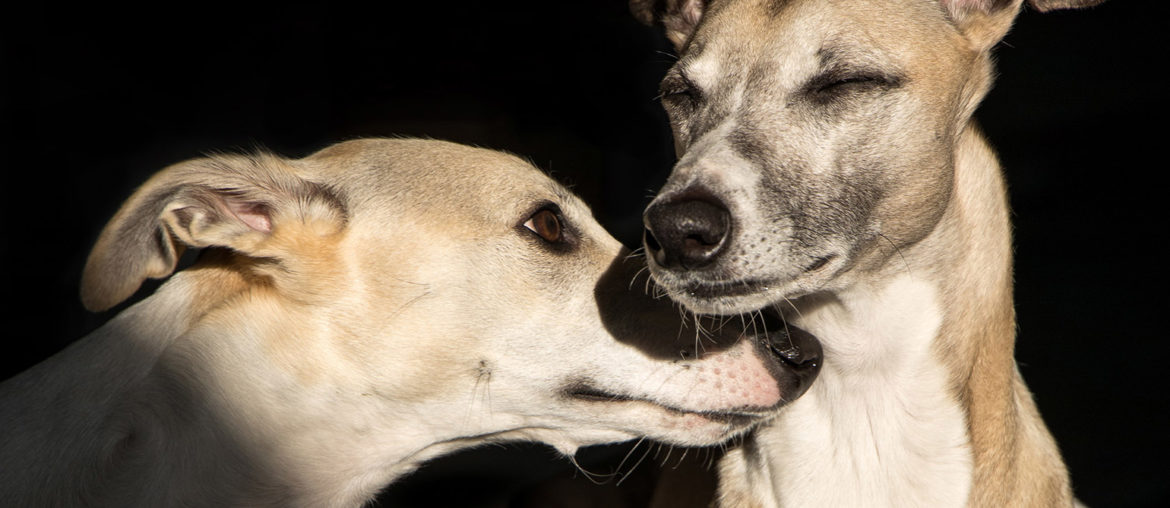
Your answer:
[808,71,902,104]
[816,75,879,94]
[661,84,695,100]
[524,208,564,243]
[659,76,700,105]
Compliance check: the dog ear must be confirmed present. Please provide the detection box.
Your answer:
[940,0,1103,51]
[938,0,1027,52]
[1026,0,1106,12]
[630,0,706,51]
[80,153,346,312]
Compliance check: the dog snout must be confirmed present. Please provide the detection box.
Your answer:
[643,191,731,270]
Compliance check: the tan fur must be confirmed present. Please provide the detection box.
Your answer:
[630,0,1102,506]
[1,138,815,507]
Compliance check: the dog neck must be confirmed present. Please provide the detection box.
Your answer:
[737,270,973,507]
[723,126,1071,507]
[118,271,504,506]
[0,265,484,507]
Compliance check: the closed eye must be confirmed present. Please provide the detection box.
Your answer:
[659,73,701,105]
[817,74,881,93]
[805,70,903,104]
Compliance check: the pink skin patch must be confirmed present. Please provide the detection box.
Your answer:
[679,339,782,410]
[225,199,272,233]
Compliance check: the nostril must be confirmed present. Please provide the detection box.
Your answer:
[643,227,666,266]
[643,227,662,252]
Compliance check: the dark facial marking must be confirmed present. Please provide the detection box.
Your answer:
[727,125,775,170]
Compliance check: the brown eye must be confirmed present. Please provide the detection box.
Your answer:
[524,209,563,243]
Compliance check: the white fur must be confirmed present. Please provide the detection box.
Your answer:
[751,274,972,507]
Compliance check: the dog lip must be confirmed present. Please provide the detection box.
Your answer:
[680,278,782,298]
[562,384,769,425]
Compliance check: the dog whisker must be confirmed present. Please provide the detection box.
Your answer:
[566,454,614,486]
[671,446,690,470]
[662,444,674,466]
[652,442,669,465]
[691,313,713,353]
[616,438,655,486]
[629,265,651,292]
[654,49,680,61]
[652,283,669,300]
[770,303,796,351]
[610,437,648,484]
[876,232,912,276]
[462,360,494,429]
[707,314,733,334]
[624,246,647,261]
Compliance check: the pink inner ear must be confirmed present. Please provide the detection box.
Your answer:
[681,0,704,26]
[225,199,272,233]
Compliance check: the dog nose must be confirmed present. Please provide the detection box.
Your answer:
[757,319,822,404]
[643,194,731,270]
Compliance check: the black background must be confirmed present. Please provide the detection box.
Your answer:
[1,1,1163,506]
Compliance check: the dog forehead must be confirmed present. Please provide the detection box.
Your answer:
[300,138,588,241]
[311,138,559,203]
[681,1,827,93]
[686,0,956,77]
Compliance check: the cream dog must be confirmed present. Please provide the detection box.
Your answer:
[0,138,821,507]
[631,0,1103,506]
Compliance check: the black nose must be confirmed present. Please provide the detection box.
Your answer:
[643,193,731,270]
[758,320,822,405]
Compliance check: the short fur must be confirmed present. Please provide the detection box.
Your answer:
[630,0,1103,506]
[0,138,820,507]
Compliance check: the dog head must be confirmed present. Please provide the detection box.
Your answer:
[80,138,820,460]
[631,0,1102,314]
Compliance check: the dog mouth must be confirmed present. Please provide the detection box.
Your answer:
[563,384,764,428]
[675,255,837,299]
[680,278,784,299]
